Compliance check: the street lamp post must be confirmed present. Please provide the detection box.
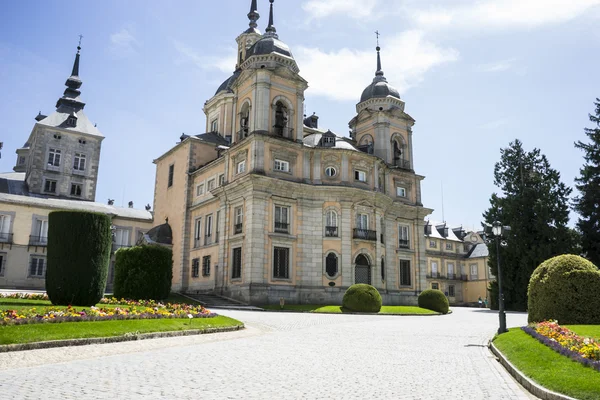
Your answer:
[486,221,511,335]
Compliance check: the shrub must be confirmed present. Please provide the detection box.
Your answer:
[46,211,112,306]
[342,284,382,313]
[528,254,600,324]
[418,289,449,314]
[114,245,173,300]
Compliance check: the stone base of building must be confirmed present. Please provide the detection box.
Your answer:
[220,284,419,306]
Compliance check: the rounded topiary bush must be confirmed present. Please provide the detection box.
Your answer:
[528,254,600,324]
[342,284,382,313]
[46,211,112,306]
[114,245,173,300]
[418,289,449,314]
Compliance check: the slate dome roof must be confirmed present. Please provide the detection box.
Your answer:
[360,77,400,103]
[215,69,242,95]
[246,36,293,59]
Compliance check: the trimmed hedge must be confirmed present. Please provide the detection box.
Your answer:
[46,211,112,306]
[418,289,449,314]
[528,254,600,324]
[342,284,382,313]
[114,245,173,300]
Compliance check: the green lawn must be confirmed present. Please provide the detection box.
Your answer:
[493,328,600,400]
[566,325,600,340]
[261,304,439,315]
[0,316,243,345]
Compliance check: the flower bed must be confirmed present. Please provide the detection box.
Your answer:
[1,303,216,326]
[523,320,600,372]
[0,293,49,301]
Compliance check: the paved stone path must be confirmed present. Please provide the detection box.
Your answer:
[0,307,534,399]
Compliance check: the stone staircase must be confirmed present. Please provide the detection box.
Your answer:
[181,292,263,311]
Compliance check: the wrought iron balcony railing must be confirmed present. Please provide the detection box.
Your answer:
[325,226,338,237]
[460,274,469,281]
[29,235,48,246]
[447,273,457,280]
[0,233,13,243]
[353,229,377,241]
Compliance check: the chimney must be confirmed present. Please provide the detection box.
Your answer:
[303,112,319,129]
[128,201,134,208]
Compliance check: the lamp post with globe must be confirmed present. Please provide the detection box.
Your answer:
[484,221,511,334]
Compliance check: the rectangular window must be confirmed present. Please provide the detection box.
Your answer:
[44,179,57,193]
[357,213,368,230]
[218,174,225,186]
[323,136,335,145]
[274,159,290,172]
[113,228,130,249]
[0,252,6,276]
[34,219,48,244]
[431,261,438,278]
[207,179,215,191]
[211,119,218,133]
[470,264,479,280]
[215,211,220,243]
[237,160,246,174]
[168,164,174,188]
[191,258,200,278]
[399,260,411,286]
[196,184,204,196]
[273,247,289,279]
[431,282,439,290]
[205,215,213,245]
[0,215,12,242]
[234,206,243,234]
[398,225,410,248]
[274,206,289,233]
[232,247,242,279]
[47,148,61,167]
[447,263,455,279]
[19,156,25,165]
[73,153,86,171]
[194,217,202,248]
[396,187,406,197]
[446,242,453,250]
[429,240,437,248]
[448,285,455,297]
[29,256,45,277]
[354,170,367,182]
[202,256,211,276]
[70,183,82,197]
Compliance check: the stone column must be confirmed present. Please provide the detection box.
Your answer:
[296,92,304,142]
[340,201,353,287]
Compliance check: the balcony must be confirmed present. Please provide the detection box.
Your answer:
[275,222,289,234]
[234,223,243,235]
[427,272,443,279]
[236,128,249,142]
[398,239,410,249]
[325,226,338,237]
[29,236,48,246]
[460,274,469,281]
[394,158,411,170]
[0,233,13,244]
[353,229,377,241]
[447,273,457,280]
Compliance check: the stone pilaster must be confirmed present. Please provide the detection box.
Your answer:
[340,201,353,287]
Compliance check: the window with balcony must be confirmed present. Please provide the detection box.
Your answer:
[0,214,12,243]
[232,247,242,279]
[325,253,338,278]
[398,225,410,248]
[234,206,243,234]
[273,247,290,279]
[44,179,57,194]
[274,159,290,173]
[73,153,86,173]
[430,261,439,279]
[447,263,455,280]
[274,206,290,233]
[47,148,61,167]
[325,210,338,237]
[354,213,376,241]
[29,256,46,278]
[31,218,48,245]
[191,258,200,278]
[400,260,411,286]
[194,217,202,248]
[202,256,211,276]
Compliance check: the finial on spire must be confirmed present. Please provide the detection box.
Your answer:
[71,36,82,77]
[265,0,278,37]
[248,0,260,30]
[375,31,384,77]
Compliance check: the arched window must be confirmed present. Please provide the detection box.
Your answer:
[359,135,374,155]
[326,210,338,237]
[273,101,289,136]
[392,135,408,168]
[381,258,385,281]
[326,253,338,278]
[239,102,250,140]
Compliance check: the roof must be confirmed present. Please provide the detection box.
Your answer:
[195,132,230,146]
[0,172,27,196]
[467,243,489,258]
[303,133,358,151]
[424,220,464,242]
[37,107,103,138]
[360,77,400,103]
[215,69,242,95]
[246,36,294,60]
[0,192,153,221]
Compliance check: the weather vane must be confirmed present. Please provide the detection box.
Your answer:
[375,30,380,47]
[78,34,83,47]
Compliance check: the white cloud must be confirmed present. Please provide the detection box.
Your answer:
[295,30,459,102]
[476,58,516,73]
[173,40,236,73]
[109,28,139,57]
[302,0,379,20]
[413,0,600,31]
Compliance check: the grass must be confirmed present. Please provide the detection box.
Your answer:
[566,325,600,340]
[261,304,439,315]
[0,316,243,345]
[493,328,600,400]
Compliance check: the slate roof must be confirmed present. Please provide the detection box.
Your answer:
[467,243,489,258]
[37,107,103,138]
[0,172,27,196]
[246,36,293,60]
[195,132,230,146]
[215,69,242,96]
[303,132,358,151]
[424,220,464,242]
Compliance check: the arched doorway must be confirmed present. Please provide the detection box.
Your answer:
[355,254,371,284]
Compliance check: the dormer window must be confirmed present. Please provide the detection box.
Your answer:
[66,115,77,127]
[322,136,335,147]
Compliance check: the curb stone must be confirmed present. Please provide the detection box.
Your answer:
[489,341,578,400]
[0,325,244,353]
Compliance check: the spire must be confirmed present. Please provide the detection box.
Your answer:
[247,0,260,32]
[55,39,86,111]
[265,0,278,38]
[375,30,384,78]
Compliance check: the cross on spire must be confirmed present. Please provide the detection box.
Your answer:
[375,30,380,47]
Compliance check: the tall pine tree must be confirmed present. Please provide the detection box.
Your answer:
[484,139,575,311]
[574,99,600,267]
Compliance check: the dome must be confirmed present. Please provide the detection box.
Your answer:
[360,76,400,103]
[215,69,242,95]
[246,36,293,60]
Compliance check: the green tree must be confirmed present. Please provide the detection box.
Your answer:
[483,139,575,311]
[573,98,600,267]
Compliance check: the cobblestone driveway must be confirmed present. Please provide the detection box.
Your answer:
[0,307,533,399]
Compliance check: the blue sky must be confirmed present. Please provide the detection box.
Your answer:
[1,0,599,230]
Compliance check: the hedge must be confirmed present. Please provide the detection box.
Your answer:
[114,245,173,300]
[418,289,449,314]
[342,284,382,313]
[528,254,600,324]
[46,211,112,306]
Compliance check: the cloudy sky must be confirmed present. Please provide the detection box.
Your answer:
[1,0,599,230]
